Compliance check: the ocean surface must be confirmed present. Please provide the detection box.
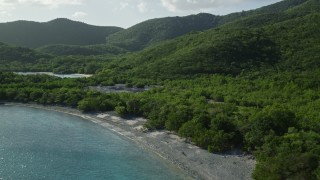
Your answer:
[0,106,188,180]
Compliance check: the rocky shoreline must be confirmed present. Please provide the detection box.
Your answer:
[3,103,256,180]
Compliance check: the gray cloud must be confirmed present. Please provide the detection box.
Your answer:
[0,0,83,8]
[0,0,16,14]
[72,11,87,18]
[23,0,83,7]
[137,1,147,13]
[0,0,83,15]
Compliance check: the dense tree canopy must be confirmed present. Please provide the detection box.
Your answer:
[0,18,122,48]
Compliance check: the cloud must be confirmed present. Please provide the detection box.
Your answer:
[0,0,16,14]
[0,10,10,16]
[137,1,147,13]
[161,0,252,12]
[72,11,87,18]
[24,0,83,7]
[120,2,129,9]
[0,0,83,16]
[0,0,83,9]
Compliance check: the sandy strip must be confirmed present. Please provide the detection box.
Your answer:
[3,103,256,180]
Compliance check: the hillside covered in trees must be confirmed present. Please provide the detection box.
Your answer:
[96,0,319,81]
[105,13,221,51]
[36,44,127,56]
[0,18,122,48]
[0,0,319,179]
[105,0,310,52]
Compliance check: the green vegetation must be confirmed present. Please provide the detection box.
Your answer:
[0,43,115,74]
[36,44,127,56]
[0,18,122,48]
[0,42,50,62]
[0,0,319,179]
[106,13,221,51]
[101,28,280,79]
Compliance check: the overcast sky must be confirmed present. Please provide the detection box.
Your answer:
[0,0,281,28]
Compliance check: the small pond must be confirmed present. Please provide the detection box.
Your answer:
[15,72,92,78]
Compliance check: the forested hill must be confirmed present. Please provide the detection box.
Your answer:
[0,42,50,63]
[0,0,308,51]
[99,0,319,80]
[105,0,309,51]
[218,0,308,24]
[36,44,127,56]
[0,18,123,48]
[106,13,221,51]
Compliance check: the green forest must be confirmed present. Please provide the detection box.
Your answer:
[0,0,319,179]
[0,18,122,48]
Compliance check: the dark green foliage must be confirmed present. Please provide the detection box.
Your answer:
[36,44,127,56]
[0,42,51,63]
[94,0,319,82]
[255,152,319,180]
[245,106,298,151]
[106,0,310,52]
[165,105,193,131]
[115,106,127,117]
[217,0,309,25]
[0,18,122,48]
[253,129,320,180]
[106,13,221,51]
[0,45,115,73]
[99,28,280,79]
[78,95,116,112]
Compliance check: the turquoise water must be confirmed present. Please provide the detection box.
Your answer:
[0,106,188,180]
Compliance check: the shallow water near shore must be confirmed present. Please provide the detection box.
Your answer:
[0,106,189,179]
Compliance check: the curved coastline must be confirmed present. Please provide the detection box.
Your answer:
[2,103,256,180]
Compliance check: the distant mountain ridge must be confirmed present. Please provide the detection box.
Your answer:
[0,0,310,51]
[99,0,319,79]
[106,0,310,51]
[216,0,308,25]
[106,13,221,51]
[0,18,123,48]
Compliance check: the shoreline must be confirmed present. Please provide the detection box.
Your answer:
[2,103,256,180]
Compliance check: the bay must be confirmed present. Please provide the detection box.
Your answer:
[0,106,188,180]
